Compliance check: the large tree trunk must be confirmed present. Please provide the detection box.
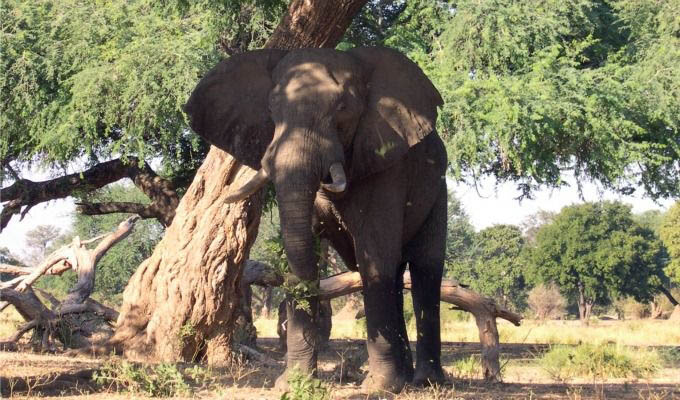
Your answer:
[577,284,593,326]
[111,0,368,364]
[110,152,264,363]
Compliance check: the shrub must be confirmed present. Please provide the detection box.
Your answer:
[614,297,649,320]
[94,361,190,397]
[281,369,330,400]
[527,283,566,320]
[540,344,660,381]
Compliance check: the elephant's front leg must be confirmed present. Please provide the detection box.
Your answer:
[275,295,319,389]
[358,245,413,393]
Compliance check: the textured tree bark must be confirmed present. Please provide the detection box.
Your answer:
[110,0,368,365]
[110,153,264,363]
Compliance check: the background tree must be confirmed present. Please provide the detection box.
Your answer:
[634,210,665,234]
[22,225,61,266]
[444,190,475,269]
[0,247,24,282]
[448,224,528,310]
[531,202,667,323]
[527,283,567,321]
[521,210,556,244]
[660,202,680,286]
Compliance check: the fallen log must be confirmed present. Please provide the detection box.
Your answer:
[242,262,522,382]
[318,270,520,381]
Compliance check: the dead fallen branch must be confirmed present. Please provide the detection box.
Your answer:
[236,344,280,367]
[0,217,137,350]
[243,262,522,382]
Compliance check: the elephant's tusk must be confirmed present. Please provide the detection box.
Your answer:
[321,162,347,193]
[224,168,270,203]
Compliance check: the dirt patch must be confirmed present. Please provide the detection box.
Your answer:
[1,339,679,399]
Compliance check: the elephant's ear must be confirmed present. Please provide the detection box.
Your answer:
[347,47,443,179]
[184,49,288,170]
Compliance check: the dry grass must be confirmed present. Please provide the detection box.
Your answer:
[0,308,23,338]
[255,314,680,347]
[2,308,680,399]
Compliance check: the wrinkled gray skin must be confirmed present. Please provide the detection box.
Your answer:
[185,47,447,393]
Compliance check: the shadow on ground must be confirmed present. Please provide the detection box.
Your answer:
[1,339,678,399]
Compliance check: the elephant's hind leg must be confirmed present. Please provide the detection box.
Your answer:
[405,185,447,386]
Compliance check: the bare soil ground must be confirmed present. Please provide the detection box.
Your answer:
[1,338,679,399]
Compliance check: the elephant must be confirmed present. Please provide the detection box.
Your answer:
[185,47,448,393]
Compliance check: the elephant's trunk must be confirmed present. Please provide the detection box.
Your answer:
[267,121,344,277]
[273,150,322,373]
[276,180,319,282]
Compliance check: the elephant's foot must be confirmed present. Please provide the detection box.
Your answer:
[274,371,290,392]
[412,362,447,386]
[361,370,406,394]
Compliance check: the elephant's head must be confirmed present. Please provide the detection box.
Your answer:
[185,47,442,280]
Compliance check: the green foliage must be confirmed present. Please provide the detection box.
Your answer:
[448,224,528,310]
[428,0,680,199]
[94,361,190,397]
[1,0,209,165]
[0,247,24,281]
[660,202,680,285]
[444,190,475,267]
[531,202,668,313]
[281,369,330,400]
[1,0,282,179]
[33,184,163,303]
[634,209,665,234]
[282,277,320,314]
[0,247,21,264]
[3,0,680,205]
[540,344,660,380]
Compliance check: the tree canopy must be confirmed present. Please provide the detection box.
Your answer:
[429,0,680,198]
[2,0,679,227]
[0,0,285,177]
[660,202,680,285]
[530,201,667,321]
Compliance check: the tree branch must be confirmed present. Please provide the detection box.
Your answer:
[658,285,679,306]
[76,202,158,220]
[62,216,139,305]
[1,158,179,229]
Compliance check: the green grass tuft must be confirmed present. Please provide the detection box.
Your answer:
[540,344,660,381]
